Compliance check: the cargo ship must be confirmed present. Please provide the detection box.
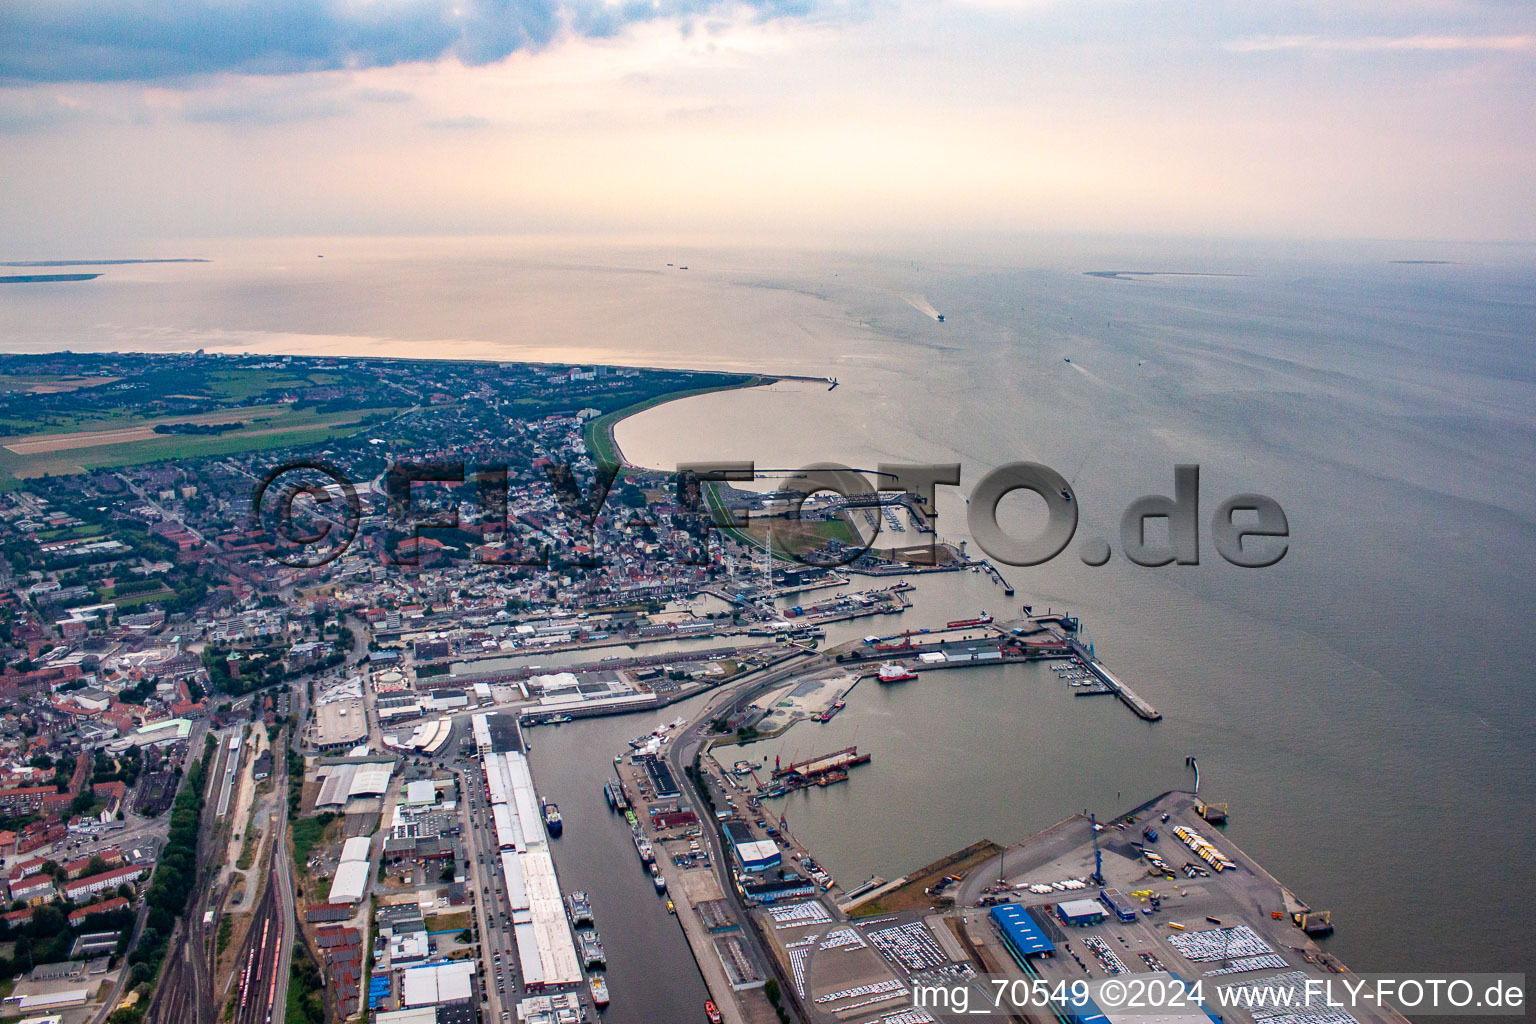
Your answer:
[578,930,606,969]
[543,802,563,837]
[946,613,993,628]
[877,662,917,683]
[589,975,609,1008]
[817,699,846,722]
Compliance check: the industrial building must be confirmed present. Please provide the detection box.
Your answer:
[312,698,368,752]
[638,753,680,799]
[314,760,395,809]
[1056,897,1107,927]
[724,820,781,873]
[990,903,1057,963]
[400,961,476,1007]
[328,833,372,904]
[472,713,583,992]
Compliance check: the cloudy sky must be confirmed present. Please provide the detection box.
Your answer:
[1,0,1533,249]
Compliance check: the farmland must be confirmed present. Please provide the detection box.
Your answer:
[0,404,396,481]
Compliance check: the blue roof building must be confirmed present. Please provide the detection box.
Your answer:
[990,903,1056,962]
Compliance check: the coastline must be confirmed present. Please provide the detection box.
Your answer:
[583,373,778,472]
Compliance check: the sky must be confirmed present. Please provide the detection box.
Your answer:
[1,0,1533,249]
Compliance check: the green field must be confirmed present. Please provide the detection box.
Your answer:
[0,373,118,394]
[0,404,397,482]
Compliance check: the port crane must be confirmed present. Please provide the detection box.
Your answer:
[1089,813,1105,886]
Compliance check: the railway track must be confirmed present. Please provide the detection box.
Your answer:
[142,733,240,1024]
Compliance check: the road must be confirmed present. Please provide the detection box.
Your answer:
[665,650,824,1024]
[455,745,526,1022]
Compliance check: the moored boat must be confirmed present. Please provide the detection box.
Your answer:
[578,930,606,969]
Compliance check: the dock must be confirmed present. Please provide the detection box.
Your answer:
[977,559,1014,595]
[1070,638,1161,720]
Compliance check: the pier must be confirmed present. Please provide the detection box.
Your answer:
[1070,638,1161,720]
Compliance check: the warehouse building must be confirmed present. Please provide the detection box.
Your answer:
[724,821,781,873]
[400,959,476,1006]
[472,713,582,992]
[990,904,1057,963]
[1056,898,1106,927]
[328,834,373,905]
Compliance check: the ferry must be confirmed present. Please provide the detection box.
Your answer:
[705,1001,722,1024]
[543,802,563,837]
[877,662,917,683]
[578,930,606,969]
[567,891,594,927]
[589,975,610,1008]
[634,832,655,864]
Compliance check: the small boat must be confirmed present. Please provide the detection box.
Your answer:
[705,1001,722,1024]
[666,899,676,914]
[589,975,609,1007]
[544,802,563,837]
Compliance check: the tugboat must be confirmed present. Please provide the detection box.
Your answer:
[650,863,667,893]
[705,1000,722,1024]
[877,662,917,684]
[543,801,563,837]
[589,975,610,1008]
